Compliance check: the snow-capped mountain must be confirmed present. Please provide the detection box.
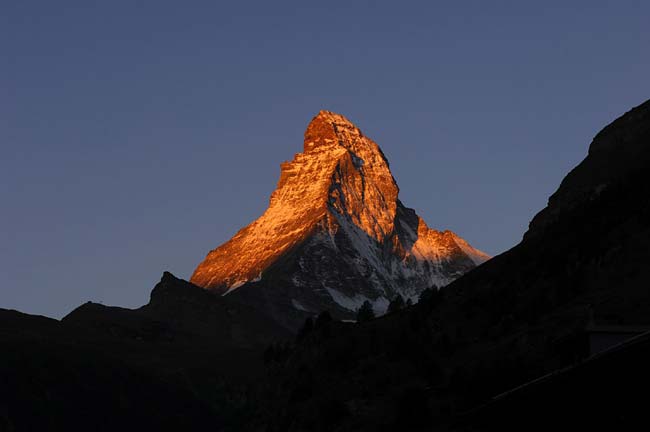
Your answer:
[191,111,489,328]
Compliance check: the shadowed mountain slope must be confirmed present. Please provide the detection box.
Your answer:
[255,99,650,431]
[0,273,290,431]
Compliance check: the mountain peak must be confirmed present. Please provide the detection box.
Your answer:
[304,110,364,154]
[313,109,353,123]
[191,111,489,327]
[310,110,356,128]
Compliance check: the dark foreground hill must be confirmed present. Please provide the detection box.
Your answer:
[1,99,649,431]
[467,330,650,431]
[253,98,650,431]
[0,273,289,431]
[0,308,218,431]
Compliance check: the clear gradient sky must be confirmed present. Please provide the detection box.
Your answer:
[2,1,649,318]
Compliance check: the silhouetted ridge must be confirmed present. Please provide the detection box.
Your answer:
[527,98,650,239]
[252,98,650,430]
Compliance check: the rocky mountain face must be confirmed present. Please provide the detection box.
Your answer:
[191,111,488,328]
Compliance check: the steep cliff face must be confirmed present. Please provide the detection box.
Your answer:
[191,111,488,326]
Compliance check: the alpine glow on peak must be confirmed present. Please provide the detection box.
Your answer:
[190,110,489,328]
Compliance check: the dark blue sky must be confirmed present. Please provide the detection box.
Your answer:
[2,1,649,318]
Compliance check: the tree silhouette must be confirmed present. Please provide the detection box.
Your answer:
[296,317,314,342]
[418,285,442,309]
[356,301,375,322]
[388,294,405,313]
[315,311,332,329]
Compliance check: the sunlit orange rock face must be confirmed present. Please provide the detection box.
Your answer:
[191,111,489,326]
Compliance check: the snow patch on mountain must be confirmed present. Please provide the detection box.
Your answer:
[291,299,310,312]
[325,287,389,314]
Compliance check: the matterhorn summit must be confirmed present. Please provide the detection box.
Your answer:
[191,110,489,329]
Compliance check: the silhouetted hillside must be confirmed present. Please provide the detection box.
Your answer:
[0,273,289,431]
[254,99,650,431]
[467,331,650,431]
